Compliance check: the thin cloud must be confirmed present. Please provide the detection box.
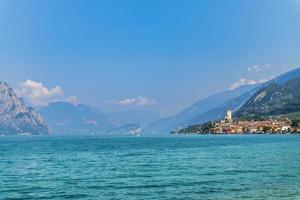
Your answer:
[109,96,157,106]
[247,64,271,73]
[229,77,272,90]
[282,65,298,72]
[67,96,79,105]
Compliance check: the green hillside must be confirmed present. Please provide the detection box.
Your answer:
[235,76,300,120]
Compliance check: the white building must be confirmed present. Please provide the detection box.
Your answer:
[224,108,233,122]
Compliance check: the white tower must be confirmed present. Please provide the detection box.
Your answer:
[225,108,233,122]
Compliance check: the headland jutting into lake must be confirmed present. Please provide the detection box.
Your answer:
[172,109,300,134]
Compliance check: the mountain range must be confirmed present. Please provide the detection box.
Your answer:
[39,102,160,135]
[1,68,300,135]
[145,84,261,133]
[148,68,300,132]
[39,102,111,134]
[38,83,261,135]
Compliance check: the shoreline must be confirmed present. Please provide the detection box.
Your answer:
[171,132,300,135]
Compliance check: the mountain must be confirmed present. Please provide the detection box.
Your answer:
[39,102,112,134]
[151,68,300,133]
[146,84,260,132]
[0,82,49,135]
[39,102,161,134]
[235,68,300,119]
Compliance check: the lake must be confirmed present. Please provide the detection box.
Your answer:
[1,135,300,199]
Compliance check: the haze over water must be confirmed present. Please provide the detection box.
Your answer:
[1,135,300,200]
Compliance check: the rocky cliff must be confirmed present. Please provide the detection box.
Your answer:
[0,82,49,135]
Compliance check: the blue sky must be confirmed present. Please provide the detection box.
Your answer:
[0,0,300,116]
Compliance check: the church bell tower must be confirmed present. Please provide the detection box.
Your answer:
[225,108,233,122]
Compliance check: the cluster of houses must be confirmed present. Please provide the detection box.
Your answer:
[209,109,298,134]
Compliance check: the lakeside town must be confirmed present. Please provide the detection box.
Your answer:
[173,109,300,134]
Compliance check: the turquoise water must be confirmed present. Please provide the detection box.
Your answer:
[1,135,300,200]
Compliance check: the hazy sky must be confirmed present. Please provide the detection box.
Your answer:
[0,0,300,116]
